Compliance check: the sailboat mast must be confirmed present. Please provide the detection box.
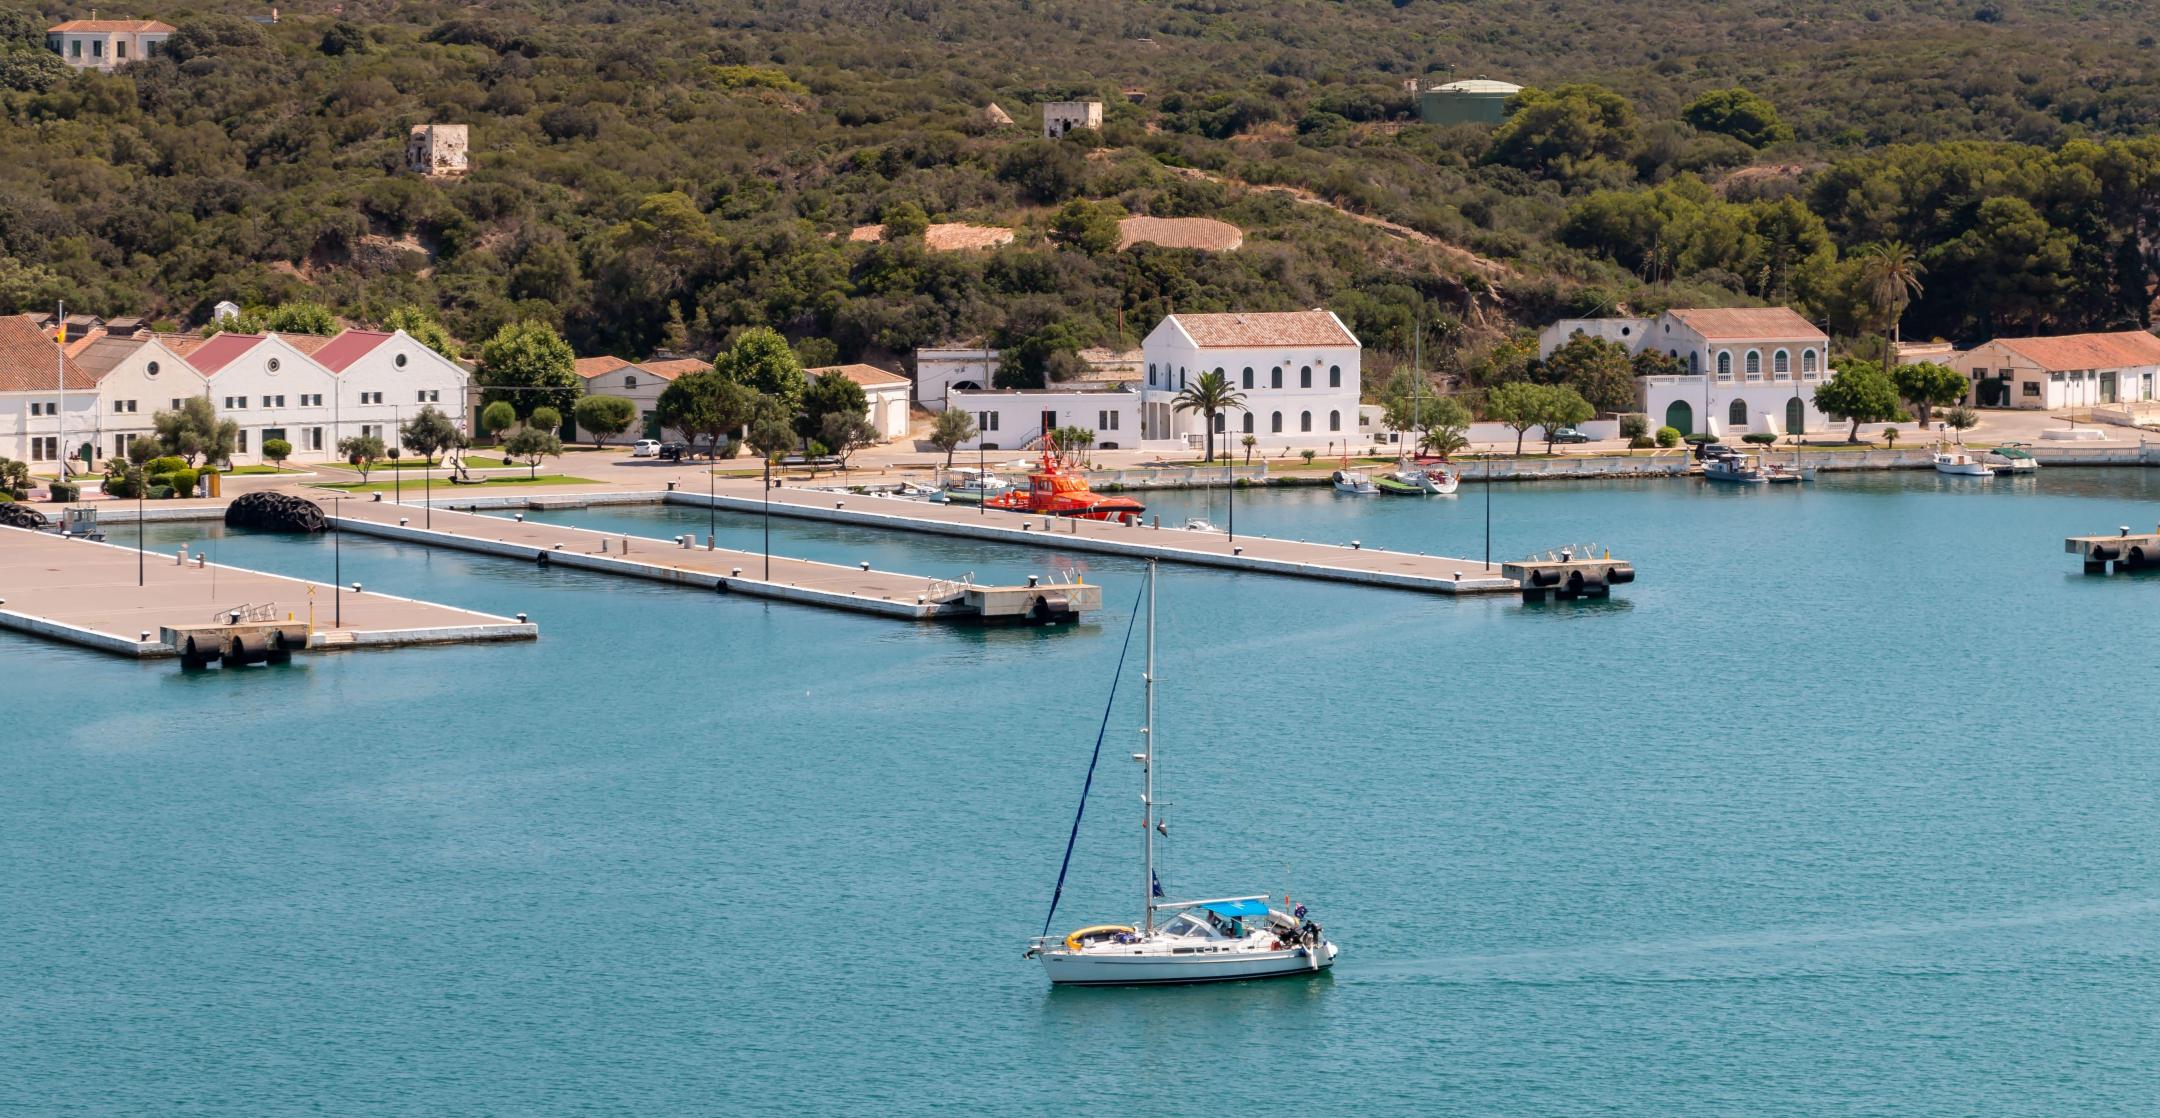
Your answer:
[1142,560,1157,934]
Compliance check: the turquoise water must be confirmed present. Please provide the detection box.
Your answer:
[7,471,2160,1114]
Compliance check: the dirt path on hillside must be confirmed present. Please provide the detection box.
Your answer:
[1167,165,1516,284]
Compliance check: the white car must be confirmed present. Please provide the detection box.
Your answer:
[631,439,662,457]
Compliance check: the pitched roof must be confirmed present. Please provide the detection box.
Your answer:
[573,356,634,379]
[1991,330,2160,372]
[1167,310,1358,349]
[1666,307,1825,341]
[1118,216,1244,252]
[808,363,909,388]
[49,19,174,32]
[311,329,394,372]
[184,332,266,376]
[0,315,97,392]
[62,328,107,358]
[143,331,209,359]
[72,333,153,381]
[639,358,709,381]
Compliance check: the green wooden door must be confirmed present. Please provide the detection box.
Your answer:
[1664,400,1693,436]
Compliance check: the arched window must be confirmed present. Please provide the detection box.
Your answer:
[1717,351,1732,378]
[1242,412,1254,433]
[1148,363,1156,387]
[1242,367,1254,389]
[1178,368,1186,390]
[1729,399,1749,428]
[1270,411,1283,433]
[1688,351,1700,374]
[1328,410,1341,432]
[1299,366,1312,388]
[1745,351,1761,378]
[1299,410,1312,432]
[1214,367,1226,383]
[1328,365,1341,388]
[624,375,637,390]
[1271,367,1283,389]
[1801,349,1819,376]
[1773,350,1789,376]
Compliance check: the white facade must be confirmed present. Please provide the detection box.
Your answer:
[1042,101,1104,139]
[319,329,472,450]
[947,388,1141,451]
[74,335,208,463]
[1139,311,1363,451]
[189,334,344,462]
[0,393,99,471]
[47,20,172,71]
[807,365,912,442]
[1541,308,1832,436]
[913,347,999,411]
[1949,333,2160,410]
[574,359,668,444]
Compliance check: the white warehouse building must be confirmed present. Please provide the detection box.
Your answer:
[1538,307,1833,437]
[1140,309,1363,451]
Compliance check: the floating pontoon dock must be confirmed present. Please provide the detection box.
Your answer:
[0,525,535,659]
[2066,526,2160,574]
[324,499,1098,623]
[676,486,1632,598]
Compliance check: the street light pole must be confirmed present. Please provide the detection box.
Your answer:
[333,495,343,627]
[136,476,144,587]
[762,453,771,580]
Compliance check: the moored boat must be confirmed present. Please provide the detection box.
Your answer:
[1414,467,1460,495]
[1371,473,1424,495]
[1933,451,1996,477]
[1984,443,2041,472]
[1702,450,1768,484]
[939,467,1010,503]
[1331,469,1379,495]
[984,447,1146,520]
[1024,564,1338,986]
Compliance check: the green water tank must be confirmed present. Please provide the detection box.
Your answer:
[1418,79,1522,127]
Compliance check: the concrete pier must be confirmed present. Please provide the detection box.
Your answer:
[2066,527,2160,574]
[325,499,1098,624]
[0,526,535,659]
[677,486,1590,596]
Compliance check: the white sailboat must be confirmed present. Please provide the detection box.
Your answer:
[1025,563,1338,986]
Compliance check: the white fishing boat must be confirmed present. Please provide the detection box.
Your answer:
[1025,564,1338,986]
[1983,443,2041,473]
[1399,465,1459,495]
[1181,517,1222,533]
[940,467,1011,503]
[1331,469,1378,495]
[1933,451,1995,477]
[1702,450,1767,484]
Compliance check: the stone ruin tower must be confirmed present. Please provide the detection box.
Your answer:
[405,124,470,176]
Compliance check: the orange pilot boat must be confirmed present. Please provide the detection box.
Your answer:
[985,445,1147,521]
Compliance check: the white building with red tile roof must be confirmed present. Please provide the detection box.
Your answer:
[1539,307,1833,437]
[47,18,174,70]
[1950,330,2160,410]
[183,333,343,462]
[806,363,912,442]
[314,329,470,447]
[70,332,207,463]
[570,355,710,444]
[1141,310,1363,450]
[0,314,100,470]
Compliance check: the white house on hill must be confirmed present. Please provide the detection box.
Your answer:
[47,18,173,70]
[1539,307,1832,436]
[1140,310,1363,450]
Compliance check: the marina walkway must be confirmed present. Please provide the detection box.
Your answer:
[0,525,533,658]
[325,498,1095,623]
[683,485,1523,595]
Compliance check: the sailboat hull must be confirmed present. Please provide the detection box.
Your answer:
[1041,943,1337,986]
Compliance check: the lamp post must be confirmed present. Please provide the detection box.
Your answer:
[978,432,986,517]
[708,444,716,548]
[332,494,343,627]
[1483,450,1492,572]
[762,452,771,580]
[136,471,144,587]
[390,404,402,506]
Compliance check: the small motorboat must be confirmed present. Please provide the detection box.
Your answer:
[1331,469,1378,495]
[1702,450,1767,484]
[1762,461,1813,484]
[1984,443,2041,472]
[1933,451,1996,477]
[1414,467,1460,495]
[940,467,1011,504]
[894,481,943,499]
[1180,517,1222,533]
[1370,472,1423,495]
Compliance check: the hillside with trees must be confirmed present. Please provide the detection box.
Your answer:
[7,0,2160,397]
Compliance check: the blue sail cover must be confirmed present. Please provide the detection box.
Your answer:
[1199,899,1270,918]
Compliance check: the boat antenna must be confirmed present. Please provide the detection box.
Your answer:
[1037,576,1150,940]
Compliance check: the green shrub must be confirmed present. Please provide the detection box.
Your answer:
[167,468,198,497]
[1742,432,1778,445]
[48,481,79,501]
[1654,425,1682,448]
[148,484,173,500]
[1628,435,1655,449]
[145,455,187,476]
[720,438,742,459]
[1618,414,1649,439]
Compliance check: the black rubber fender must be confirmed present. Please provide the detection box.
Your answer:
[2092,545,2121,561]
[1530,568,1562,587]
[1607,564,1636,584]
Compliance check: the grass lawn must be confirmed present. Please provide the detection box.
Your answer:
[224,464,305,475]
[359,455,513,469]
[312,474,599,492]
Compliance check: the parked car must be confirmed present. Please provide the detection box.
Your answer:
[1693,442,1737,461]
[631,439,662,457]
[656,441,692,461]
[1549,427,1592,444]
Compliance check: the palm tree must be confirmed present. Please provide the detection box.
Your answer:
[1171,370,1247,463]
[1865,241,1926,368]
